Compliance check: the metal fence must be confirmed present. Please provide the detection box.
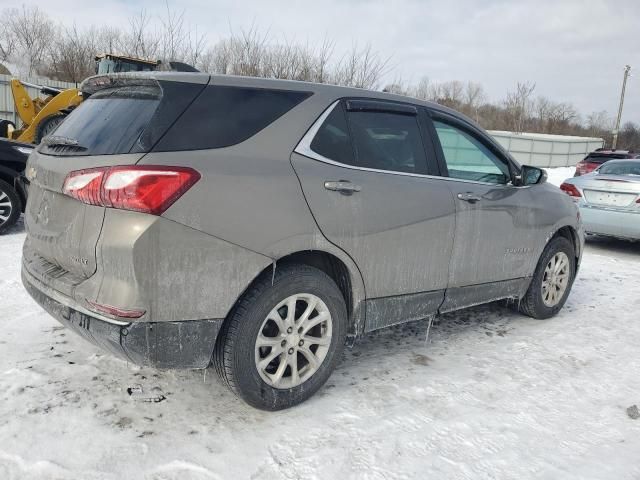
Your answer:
[0,73,77,125]
[489,130,604,168]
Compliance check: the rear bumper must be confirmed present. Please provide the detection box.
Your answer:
[22,266,223,369]
[579,205,640,240]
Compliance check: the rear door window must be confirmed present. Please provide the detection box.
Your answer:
[309,103,355,165]
[346,109,427,174]
[307,101,429,175]
[154,85,312,151]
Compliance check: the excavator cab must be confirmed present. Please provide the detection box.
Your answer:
[95,54,161,75]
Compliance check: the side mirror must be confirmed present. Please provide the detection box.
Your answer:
[517,165,547,186]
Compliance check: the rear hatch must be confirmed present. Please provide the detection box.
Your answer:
[23,75,208,296]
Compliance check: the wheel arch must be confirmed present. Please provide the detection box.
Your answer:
[552,225,581,270]
[226,248,366,339]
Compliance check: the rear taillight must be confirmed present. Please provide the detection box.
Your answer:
[560,182,582,198]
[63,166,200,215]
[575,161,599,176]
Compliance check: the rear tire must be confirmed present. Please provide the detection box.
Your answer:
[0,120,15,138]
[213,264,347,410]
[0,178,21,234]
[519,236,575,319]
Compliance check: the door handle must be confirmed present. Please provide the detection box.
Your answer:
[457,192,482,203]
[324,180,362,195]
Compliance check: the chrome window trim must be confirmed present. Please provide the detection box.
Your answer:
[294,100,515,188]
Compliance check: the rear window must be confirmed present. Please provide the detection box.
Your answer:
[153,85,312,152]
[586,154,630,163]
[40,85,161,156]
[599,161,640,176]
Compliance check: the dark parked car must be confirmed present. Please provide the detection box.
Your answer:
[0,137,34,232]
[574,149,640,176]
[22,73,583,410]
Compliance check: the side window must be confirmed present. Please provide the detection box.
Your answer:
[310,103,355,165]
[433,120,510,184]
[347,110,427,174]
[154,85,312,152]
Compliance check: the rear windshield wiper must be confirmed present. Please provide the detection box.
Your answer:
[42,136,87,150]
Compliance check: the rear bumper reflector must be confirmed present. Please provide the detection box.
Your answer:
[86,300,146,319]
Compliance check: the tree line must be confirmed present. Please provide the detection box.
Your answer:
[1,5,638,151]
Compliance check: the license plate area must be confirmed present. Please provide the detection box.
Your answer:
[583,189,636,207]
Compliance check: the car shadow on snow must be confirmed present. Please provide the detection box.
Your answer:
[585,234,640,257]
[340,301,518,368]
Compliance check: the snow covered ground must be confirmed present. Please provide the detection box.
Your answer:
[544,166,574,187]
[1,169,639,479]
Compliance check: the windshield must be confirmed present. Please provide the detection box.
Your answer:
[598,161,640,176]
[96,59,116,74]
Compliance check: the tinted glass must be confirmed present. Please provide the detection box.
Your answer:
[347,111,426,173]
[433,120,509,184]
[154,85,312,151]
[41,85,160,156]
[586,154,630,162]
[310,104,354,165]
[598,160,640,176]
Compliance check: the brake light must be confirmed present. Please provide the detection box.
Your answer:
[560,182,582,198]
[575,161,599,176]
[63,166,200,215]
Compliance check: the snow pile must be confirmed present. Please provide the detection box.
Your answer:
[1,174,639,479]
[545,166,575,187]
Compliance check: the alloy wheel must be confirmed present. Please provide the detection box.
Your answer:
[254,293,332,389]
[0,189,13,228]
[541,252,570,307]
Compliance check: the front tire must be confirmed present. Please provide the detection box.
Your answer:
[213,264,347,410]
[0,178,21,234]
[519,236,576,319]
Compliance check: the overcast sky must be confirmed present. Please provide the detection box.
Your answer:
[32,0,640,125]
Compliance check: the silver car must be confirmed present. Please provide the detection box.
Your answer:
[561,159,640,240]
[21,72,584,410]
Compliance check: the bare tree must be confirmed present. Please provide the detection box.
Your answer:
[4,6,55,75]
[333,43,390,89]
[586,110,613,137]
[46,24,98,82]
[504,81,536,133]
[123,9,160,59]
[0,14,16,62]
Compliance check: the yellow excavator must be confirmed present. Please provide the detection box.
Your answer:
[2,54,162,144]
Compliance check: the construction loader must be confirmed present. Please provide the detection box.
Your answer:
[1,54,162,144]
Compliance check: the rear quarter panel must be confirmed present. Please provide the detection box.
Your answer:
[138,90,367,318]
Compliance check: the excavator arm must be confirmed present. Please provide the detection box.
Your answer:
[9,79,82,144]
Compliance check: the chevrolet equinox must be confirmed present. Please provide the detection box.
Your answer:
[22,72,583,410]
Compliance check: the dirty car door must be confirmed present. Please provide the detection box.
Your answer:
[292,100,456,330]
[427,111,538,310]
